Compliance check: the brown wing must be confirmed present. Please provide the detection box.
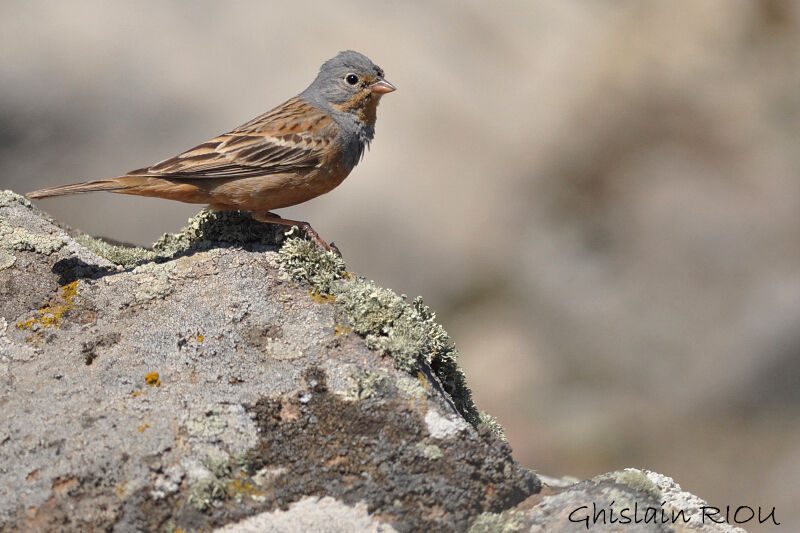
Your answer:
[128,97,337,180]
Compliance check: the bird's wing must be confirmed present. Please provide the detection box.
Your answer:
[128,98,337,180]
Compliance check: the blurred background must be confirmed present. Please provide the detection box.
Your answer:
[2,1,798,526]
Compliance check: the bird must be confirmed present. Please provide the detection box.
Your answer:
[26,50,395,253]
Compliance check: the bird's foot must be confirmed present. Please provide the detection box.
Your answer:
[296,224,342,257]
[252,212,342,257]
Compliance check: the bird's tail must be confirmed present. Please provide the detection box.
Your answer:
[26,177,137,199]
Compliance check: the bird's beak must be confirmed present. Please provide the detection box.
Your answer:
[370,79,396,94]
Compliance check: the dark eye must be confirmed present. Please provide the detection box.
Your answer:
[345,74,359,85]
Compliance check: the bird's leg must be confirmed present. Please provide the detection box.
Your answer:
[252,212,341,256]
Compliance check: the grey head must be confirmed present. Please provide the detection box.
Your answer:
[301,50,392,108]
[300,51,395,169]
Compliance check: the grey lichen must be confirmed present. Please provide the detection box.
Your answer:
[335,280,432,372]
[129,261,176,304]
[0,217,66,255]
[395,375,427,401]
[277,235,480,426]
[0,251,15,270]
[203,455,233,479]
[187,476,227,511]
[0,190,32,209]
[151,209,281,255]
[596,469,663,502]
[187,453,258,511]
[276,229,346,294]
[75,235,158,269]
[1,190,65,255]
[77,209,283,268]
[349,371,386,401]
[479,411,508,442]
[468,511,529,533]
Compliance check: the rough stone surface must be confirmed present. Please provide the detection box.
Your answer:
[213,497,398,533]
[0,191,743,532]
[474,469,749,533]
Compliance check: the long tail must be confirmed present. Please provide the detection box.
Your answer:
[26,178,137,199]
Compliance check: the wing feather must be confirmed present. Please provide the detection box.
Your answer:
[128,97,336,180]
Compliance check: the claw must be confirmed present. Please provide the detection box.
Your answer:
[252,211,341,256]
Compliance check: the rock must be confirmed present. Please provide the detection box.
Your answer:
[473,469,751,533]
[0,190,743,532]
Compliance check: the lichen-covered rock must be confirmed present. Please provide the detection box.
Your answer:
[0,190,743,532]
[0,191,533,532]
[472,469,748,533]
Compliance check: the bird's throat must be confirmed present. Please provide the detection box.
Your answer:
[332,92,381,129]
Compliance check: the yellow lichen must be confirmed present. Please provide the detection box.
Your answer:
[137,423,150,432]
[145,372,161,387]
[16,281,80,341]
[308,288,336,304]
[227,472,262,503]
[334,323,353,337]
[130,391,142,398]
[197,334,204,343]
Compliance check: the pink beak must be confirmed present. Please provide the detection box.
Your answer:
[370,79,397,94]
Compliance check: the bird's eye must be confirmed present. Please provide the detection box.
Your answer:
[345,74,359,85]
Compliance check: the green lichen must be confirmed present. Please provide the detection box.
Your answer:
[395,374,427,401]
[77,209,283,268]
[187,477,227,511]
[277,236,480,427]
[596,469,662,502]
[0,217,66,254]
[75,234,158,268]
[188,453,261,511]
[0,190,32,209]
[349,371,386,401]
[203,455,233,479]
[276,230,346,294]
[415,442,443,460]
[152,209,281,255]
[479,411,508,442]
[468,511,529,533]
